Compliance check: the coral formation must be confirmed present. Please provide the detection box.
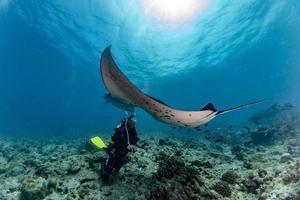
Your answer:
[0,104,299,199]
[19,178,48,200]
[221,170,239,184]
[280,153,294,163]
[148,151,207,199]
[241,174,262,194]
[212,181,231,197]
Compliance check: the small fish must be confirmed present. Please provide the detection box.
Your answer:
[215,139,223,143]
[253,121,259,125]
[228,125,232,130]
[243,126,250,131]
[205,130,210,133]
[244,140,253,146]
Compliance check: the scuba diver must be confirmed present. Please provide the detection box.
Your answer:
[91,115,138,183]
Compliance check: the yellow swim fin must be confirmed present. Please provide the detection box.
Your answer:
[91,136,107,150]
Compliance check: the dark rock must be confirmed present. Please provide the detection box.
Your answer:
[19,178,48,200]
[156,156,189,180]
[282,169,300,185]
[235,152,245,161]
[149,154,204,200]
[213,181,231,197]
[80,177,96,184]
[191,160,202,167]
[258,169,268,178]
[147,185,168,200]
[283,191,300,200]
[35,165,51,179]
[190,159,215,169]
[243,160,252,169]
[47,178,57,189]
[242,177,261,194]
[85,155,100,169]
[148,177,204,200]
[274,170,281,177]
[57,187,68,194]
[202,160,215,168]
[221,170,239,184]
[104,191,112,196]
[67,191,80,200]
[263,176,272,182]
[175,150,182,156]
[158,139,167,146]
[280,153,293,163]
[67,164,81,175]
[24,159,41,168]
[56,187,64,193]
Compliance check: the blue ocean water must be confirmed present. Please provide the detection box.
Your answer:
[0,0,300,136]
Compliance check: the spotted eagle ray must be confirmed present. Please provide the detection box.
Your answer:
[100,46,263,128]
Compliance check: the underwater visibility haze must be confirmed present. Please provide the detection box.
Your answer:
[1,0,300,199]
[1,0,300,134]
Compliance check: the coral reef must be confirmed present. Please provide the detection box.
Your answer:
[147,150,209,199]
[147,151,216,200]
[0,104,300,199]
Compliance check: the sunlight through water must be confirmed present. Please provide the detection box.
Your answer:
[0,0,9,11]
[142,0,210,23]
[10,0,293,80]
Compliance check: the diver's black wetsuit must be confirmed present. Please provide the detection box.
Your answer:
[101,119,138,183]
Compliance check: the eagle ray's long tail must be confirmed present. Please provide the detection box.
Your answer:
[217,99,267,115]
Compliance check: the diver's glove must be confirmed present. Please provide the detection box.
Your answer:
[127,145,137,152]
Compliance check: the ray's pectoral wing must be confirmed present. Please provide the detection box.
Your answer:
[100,46,171,110]
[99,46,265,128]
[100,46,141,106]
[146,94,169,107]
